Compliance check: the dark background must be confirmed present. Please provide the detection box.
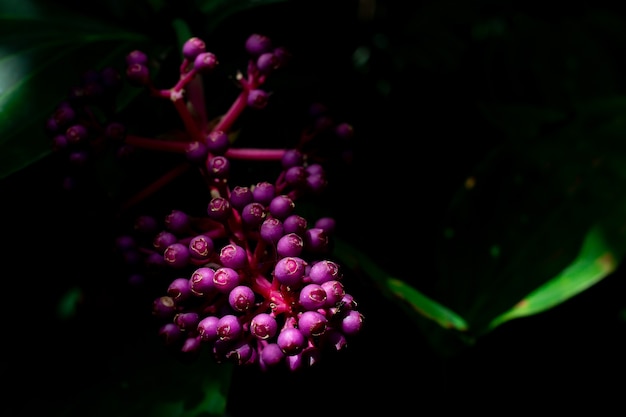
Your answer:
[3,0,626,415]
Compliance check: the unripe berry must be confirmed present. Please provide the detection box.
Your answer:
[126,50,148,66]
[247,89,268,109]
[189,267,216,296]
[164,243,191,268]
[152,296,176,319]
[126,63,150,86]
[182,37,206,60]
[299,284,327,310]
[65,124,88,145]
[245,33,273,57]
[188,234,214,260]
[298,310,327,337]
[341,310,363,335]
[322,280,345,306]
[250,313,278,339]
[252,181,275,205]
[167,277,193,303]
[274,256,307,286]
[260,217,284,244]
[206,155,230,179]
[240,202,267,228]
[197,315,220,342]
[206,130,229,155]
[207,196,232,221]
[230,186,254,210]
[212,267,240,293]
[174,312,199,331]
[260,343,284,368]
[277,327,305,355]
[256,52,279,74]
[268,195,294,219]
[216,314,243,341]
[194,52,218,72]
[219,244,248,269]
[165,210,190,234]
[283,214,307,236]
[309,260,341,285]
[153,231,177,253]
[159,323,182,345]
[276,233,304,257]
[228,285,256,312]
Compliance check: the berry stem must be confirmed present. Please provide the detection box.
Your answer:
[171,94,204,143]
[212,89,249,134]
[225,148,286,161]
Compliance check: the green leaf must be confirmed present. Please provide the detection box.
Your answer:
[489,225,620,329]
[333,237,468,332]
[0,2,151,179]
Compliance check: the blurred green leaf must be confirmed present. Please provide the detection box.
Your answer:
[0,1,151,179]
[489,225,621,329]
[333,237,469,332]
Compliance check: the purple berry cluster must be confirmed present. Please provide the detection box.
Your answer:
[47,33,362,371]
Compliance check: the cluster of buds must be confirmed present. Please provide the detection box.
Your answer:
[47,33,362,371]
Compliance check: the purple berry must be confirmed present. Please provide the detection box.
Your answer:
[219,244,248,269]
[230,186,254,210]
[309,260,341,285]
[159,323,182,345]
[228,285,256,312]
[283,214,307,236]
[126,63,150,86]
[277,327,305,356]
[299,284,327,311]
[152,296,176,319]
[250,313,278,339]
[206,155,230,179]
[252,181,275,205]
[126,50,148,66]
[314,217,336,234]
[260,343,284,367]
[207,196,232,221]
[188,234,214,260]
[165,210,190,234]
[304,228,330,253]
[153,230,178,253]
[260,218,284,244]
[247,89,268,109]
[274,256,307,286]
[216,314,243,341]
[240,202,267,228]
[167,277,193,303]
[189,267,216,296]
[206,130,230,155]
[256,52,279,74]
[194,52,218,72]
[298,310,327,337]
[174,312,199,331]
[322,280,345,306]
[182,37,206,60]
[276,233,304,257]
[212,267,240,293]
[197,316,219,342]
[341,310,363,335]
[268,195,294,219]
[163,243,191,268]
[245,33,273,57]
